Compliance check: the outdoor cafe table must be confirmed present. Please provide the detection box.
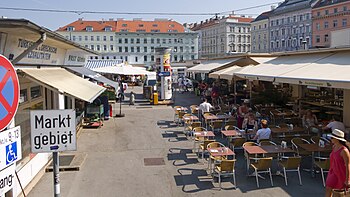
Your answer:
[207,147,235,174]
[175,107,188,112]
[271,126,305,136]
[203,114,234,129]
[221,130,242,144]
[298,143,332,177]
[194,131,215,138]
[243,145,294,156]
[183,115,199,121]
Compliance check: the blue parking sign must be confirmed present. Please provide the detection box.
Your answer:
[6,142,17,165]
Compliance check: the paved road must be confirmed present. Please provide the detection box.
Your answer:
[28,87,325,197]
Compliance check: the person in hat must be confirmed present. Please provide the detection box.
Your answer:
[325,129,350,197]
[253,119,271,143]
[237,99,250,129]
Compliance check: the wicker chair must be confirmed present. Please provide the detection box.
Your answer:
[250,157,274,188]
[314,157,330,187]
[213,159,237,189]
[207,142,226,173]
[278,156,302,186]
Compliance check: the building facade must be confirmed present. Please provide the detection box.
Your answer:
[190,15,253,58]
[269,0,317,52]
[251,11,272,53]
[57,18,198,65]
[312,0,350,48]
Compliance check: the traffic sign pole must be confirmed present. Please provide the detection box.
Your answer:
[53,152,60,197]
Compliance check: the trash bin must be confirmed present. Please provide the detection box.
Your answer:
[153,92,158,105]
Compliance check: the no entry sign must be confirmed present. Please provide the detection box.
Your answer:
[0,55,19,131]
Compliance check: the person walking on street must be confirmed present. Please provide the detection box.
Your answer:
[325,129,350,197]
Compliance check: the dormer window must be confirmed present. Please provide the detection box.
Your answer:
[122,24,127,27]
[105,26,112,32]
[67,26,75,31]
[86,26,93,32]
[152,24,158,27]
[138,24,144,27]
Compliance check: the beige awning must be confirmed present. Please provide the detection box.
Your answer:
[235,53,331,81]
[187,58,241,73]
[209,66,242,79]
[20,68,106,103]
[275,51,350,89]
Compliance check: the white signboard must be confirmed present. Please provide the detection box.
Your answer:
[0,126,22,170]
[0,164,16,196]
[30,110,76,153]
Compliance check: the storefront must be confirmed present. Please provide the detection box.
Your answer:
[0,18,105,196]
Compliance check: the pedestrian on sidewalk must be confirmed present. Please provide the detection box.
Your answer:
[129,91,135,105]
[325,129,350,197]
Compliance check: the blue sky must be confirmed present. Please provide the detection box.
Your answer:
[0,0,280,30]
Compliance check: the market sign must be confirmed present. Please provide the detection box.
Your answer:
[30,110,76,153]
[0,55,19,131]
[0,126,22,170]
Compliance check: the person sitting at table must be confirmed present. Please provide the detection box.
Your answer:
[199,98,214,115]
[237,99,250,129]
[323,116,346,133]
[253,119,271,143]
[242,113,258,132]
[302,110,319,135]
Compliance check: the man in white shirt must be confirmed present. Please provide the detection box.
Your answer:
[253,119,271,142]
[323,116,346,132]
[199,98,213,114]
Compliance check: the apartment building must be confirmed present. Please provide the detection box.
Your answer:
[269,0,318,52]
[56,18,198,65]
[312,0,350,48]
[251,11,272,53]
[191,15,253,58]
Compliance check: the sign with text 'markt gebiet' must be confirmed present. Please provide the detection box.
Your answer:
[30,110,76,153]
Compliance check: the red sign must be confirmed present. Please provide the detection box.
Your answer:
[0,55,19,131]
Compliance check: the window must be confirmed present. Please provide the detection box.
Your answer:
[316,23,320,30]
[105,26,112,32]
[78,36,82,41]
[299,15,303,21]
[191,55,195,60]
[124,38,128,43]
[324,21,329,29]
[317,12,321,17]
[144,47,147,52]
[118,38,122,43]
[316,35,320,43]
[157,38,160,44]
[30,86,41,99]
[151,47,154,52]
[135,57,138,62]
[334,8,338,14]
[96,36,100,41]
[110,45,114,51]
[152,24,158,27]
[125,56,128,61]
[138,24,144,27]
[325,10,329,15]
[343,6,347,12]
[191,46,194,52]
[20,89,28,103]
[119,47,122,52]
[333,20,338,27]
[103,36,107,41]
[151,38,154,44]
[110,36,114,41]
[137,47,140,52]
[151,55,154,61]
[124,47,128,52]
[67,26,75,31]
[91,45,94,50]
[136,38,140,44]
[72,36,76,41]
[180,46,183,52]
[131,47,134,52]
[122,24,127,27]
[174,46,177,52]
[343,19,347,27]
[85,45,88,48]
[174,55,177,61]
[86,26,93,32]
[144,56,147,62]
[162,39,166,44]
[96,45,100,51]
[325,34,329,42]
[136,29,146,32]
[85,36,88,41]
[131,38,134,44]
[168,39,172,44]
[144,38,147,44]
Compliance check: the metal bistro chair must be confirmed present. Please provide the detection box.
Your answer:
[314,157,330,187]
[243,141,259,174]
[250,157,274,188]
[199,139,215,160]
[230,137,246,150]
[190,105,198,115]
[259,140,279,159]
[193,127,207,150]
[210,120,223,134]
[207,142,225,173]
[186,121,201,138]
[213,159,237,189]
[278,156,302,186]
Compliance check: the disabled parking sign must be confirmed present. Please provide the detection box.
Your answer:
[0,126,21,170]
[0,55,20,131]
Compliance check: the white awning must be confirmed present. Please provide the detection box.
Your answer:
[235,53,331,81]
[92,65,153,75]
[187,58,241,73]
[250,57,277,64]
[209,66,242,79]
[20,68,106,103]
[275,51,350,89]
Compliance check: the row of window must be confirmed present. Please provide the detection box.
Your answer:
[270,25,311,38]
[315,18,348,30]
[315,6,348,17]
[270,37,310,49]
[85,45,195,53]
[270,13,311,27]
[315,34,329,43]
[117,38,193,44]
[89,54,194,62]
[252,23,268,31]
[67,35,114,42]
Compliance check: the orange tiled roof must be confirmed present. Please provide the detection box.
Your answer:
[57,19,185,33]
[228,16,254,23]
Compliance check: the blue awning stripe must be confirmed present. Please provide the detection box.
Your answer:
[85,60,123,69]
